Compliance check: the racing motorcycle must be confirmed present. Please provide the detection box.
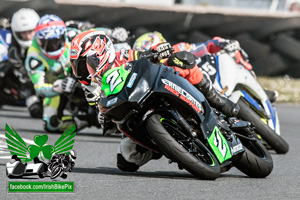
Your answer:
[191,45,289,154]
[0,28,27,107]
[98,57,273,180]
[46,150,77,179]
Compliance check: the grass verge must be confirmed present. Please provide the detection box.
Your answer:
[257,76,300,104]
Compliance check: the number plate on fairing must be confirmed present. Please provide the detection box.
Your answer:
[207,126,232,163]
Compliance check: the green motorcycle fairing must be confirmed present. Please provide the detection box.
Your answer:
[101,64,130,97]
[207,126,232,163]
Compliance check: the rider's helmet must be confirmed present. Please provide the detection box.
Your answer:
[133,31,166,51]
[70,30,116,85]
[35,14,67,59]
[11,8,40,48]
[69,150,77,160]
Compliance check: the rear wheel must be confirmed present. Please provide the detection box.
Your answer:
[146,114,220,180]
[237,99,289,154]
[234,136,273,178]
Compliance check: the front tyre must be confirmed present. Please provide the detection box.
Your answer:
[146,114,220,180]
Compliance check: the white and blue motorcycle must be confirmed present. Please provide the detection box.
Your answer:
[192,45,289,154]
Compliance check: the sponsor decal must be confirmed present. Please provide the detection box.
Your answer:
[107,97,118,107]
[70,49,78,57]
[127,73,137,88]
[230,143,243,154]
[162,79,202,113]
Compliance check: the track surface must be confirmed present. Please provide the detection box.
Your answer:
[0,104,299,199]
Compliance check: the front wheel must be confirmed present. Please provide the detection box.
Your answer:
[146,114,220,180]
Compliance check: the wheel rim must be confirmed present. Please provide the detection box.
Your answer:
[160,118,216,166]
[244,140,267,159]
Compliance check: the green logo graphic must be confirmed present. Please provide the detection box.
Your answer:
[5,124,76,163]
[101,64,130,97]
[207,126,232,163]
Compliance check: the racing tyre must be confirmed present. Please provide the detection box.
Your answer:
[234,137,273,178]
[146,114,220,180]
[237,99,289,154]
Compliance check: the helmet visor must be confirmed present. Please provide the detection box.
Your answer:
[71,58,90,85]
[39,34,66,52]
[86,54,98,74]
[15,30,35,41]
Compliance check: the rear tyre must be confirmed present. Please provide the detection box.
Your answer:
[234,137,273,178]
[237,99,289,154]
[146,114,220,180]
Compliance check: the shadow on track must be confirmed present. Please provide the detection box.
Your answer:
[73,166,247,180]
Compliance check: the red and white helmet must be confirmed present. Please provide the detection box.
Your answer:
[70,30,116,85]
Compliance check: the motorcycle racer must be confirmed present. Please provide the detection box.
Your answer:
[134,31,278,103]
[70,30,239,172]
[24,15,127,133]
[7,8,43,118]
[25,14,94,133]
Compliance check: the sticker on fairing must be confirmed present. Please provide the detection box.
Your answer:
[162,79,202,113]
[127,73,137,88]
[207,126,232,163]
[107,97,118,107]
[101,64,130,97]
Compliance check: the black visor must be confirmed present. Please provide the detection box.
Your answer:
[39,34,66,52]
[71,58,91,85]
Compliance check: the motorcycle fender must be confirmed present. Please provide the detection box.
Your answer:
[207,126,232,163]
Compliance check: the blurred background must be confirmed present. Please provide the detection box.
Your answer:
[2,0,300,102]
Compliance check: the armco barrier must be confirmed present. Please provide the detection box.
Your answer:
[3,0,300,77]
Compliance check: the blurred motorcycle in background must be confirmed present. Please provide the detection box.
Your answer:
[191,44,289,154]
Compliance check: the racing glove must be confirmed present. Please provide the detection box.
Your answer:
[167,51,196,69]
[165,51,203,85]
[52,77,76,94]
[222,39,240,53]
[151,42,173,61]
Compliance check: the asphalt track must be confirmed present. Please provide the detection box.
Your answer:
[0,103,299,199]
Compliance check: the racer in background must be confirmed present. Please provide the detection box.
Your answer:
[7,8,43,118]
[133,31,278,103]
[24,14,93,133]
[69,30,240,172]
[24,14,132,133]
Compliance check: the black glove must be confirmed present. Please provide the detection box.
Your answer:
[151,42,173,60]
[52,77,76,94]
[167,51,196,69]
[222,39,240,53]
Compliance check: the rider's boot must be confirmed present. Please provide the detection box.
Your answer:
[117,137,162,172]
[194,75,240,117]
[264,89,278,103]
[26,95,43,119]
